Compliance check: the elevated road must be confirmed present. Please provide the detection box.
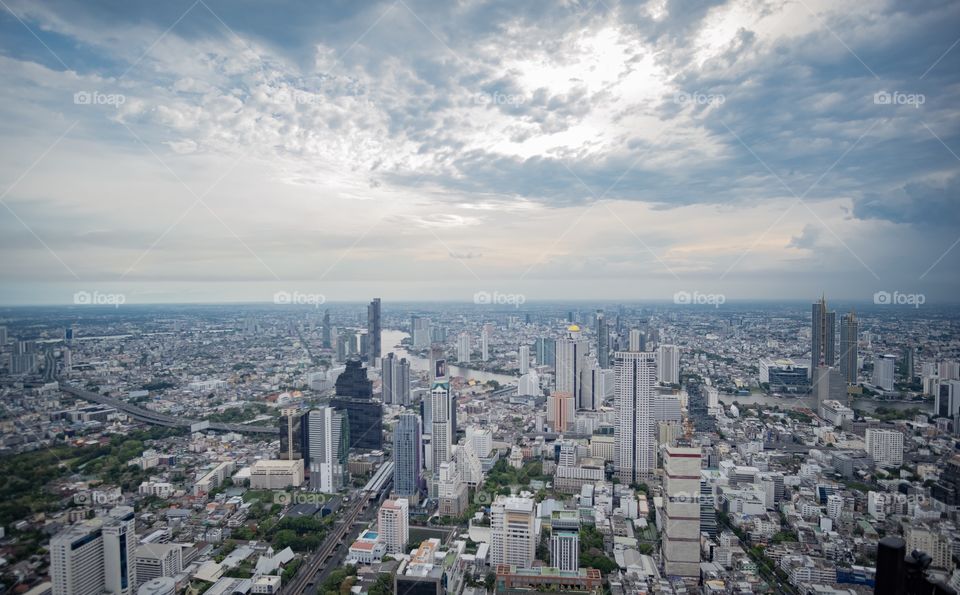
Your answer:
[283,493,368,595]
[60,384,277,435]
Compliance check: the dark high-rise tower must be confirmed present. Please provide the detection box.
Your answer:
[811,296,836,375]
[839,309,858,384]
[279,411,305,461]
[366,298,381,362]
[331,357,382,450]
[322,310,331,349]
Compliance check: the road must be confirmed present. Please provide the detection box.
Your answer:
[60,384,277,435]
[283,493,373,595]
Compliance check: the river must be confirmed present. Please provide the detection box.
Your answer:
[381,329,518,385]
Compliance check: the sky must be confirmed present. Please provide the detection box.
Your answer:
[0,0,958,305]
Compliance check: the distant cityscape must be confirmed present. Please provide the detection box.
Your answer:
[0,297,958,594]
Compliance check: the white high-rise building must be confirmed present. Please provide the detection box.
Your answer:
[466,426,493,458]
[657,345,680,385]
[614,351,657,484]
[51,521,106,595]
[939,360,960,380]
[377,499,409,555]
[457,332,472,363]
[481,326,492,361]
[549,511,580,571]
[519,345,530,374]
[431,382,453,475]
[628,329,644,352]
[51,506,137,595]
[873,355,896,391]
[490,496,536,568]
[865,429,904,467]
[307,407,347,492]
[103,507,137,595]
[518,371,540,396]
[662,446,701,577]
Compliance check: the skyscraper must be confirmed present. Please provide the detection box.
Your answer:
[657,344,680,385]
[331,358,383,450]
[628,328,645,352]
[614,351,657,484]
[306,407,349,492]
[381,352,409,405]
[378,499,409,555]
[322,310,332,348]
[535,337,556,367]
[519,345,530,374]
[839,310,858,384]
[51,506,137,595]
[431,360,453,475]
[811,296,837,374]
[279,410,304,461]
[556,325,589,416]
[873,354,896,391]
[549,511,580,571]
[814,366,847,410]
[662,446,702,577]
[457,332,471,363]
[596,312,610,369]
[393,413,422,500]
[366,298,381,362]
[490,496,536,568]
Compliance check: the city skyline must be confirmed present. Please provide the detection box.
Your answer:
[0,1,958,304]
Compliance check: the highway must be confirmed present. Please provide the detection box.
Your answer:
[60,384,277,435]
[283,493,370,595]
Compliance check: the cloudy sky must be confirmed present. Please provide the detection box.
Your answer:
[0,0,958,305]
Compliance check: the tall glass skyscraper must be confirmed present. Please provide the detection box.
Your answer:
[366,297,381,362]
[393,413,422,500]
[331,357,383,450]
[839,310,858,384]
[812,296,836,374]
